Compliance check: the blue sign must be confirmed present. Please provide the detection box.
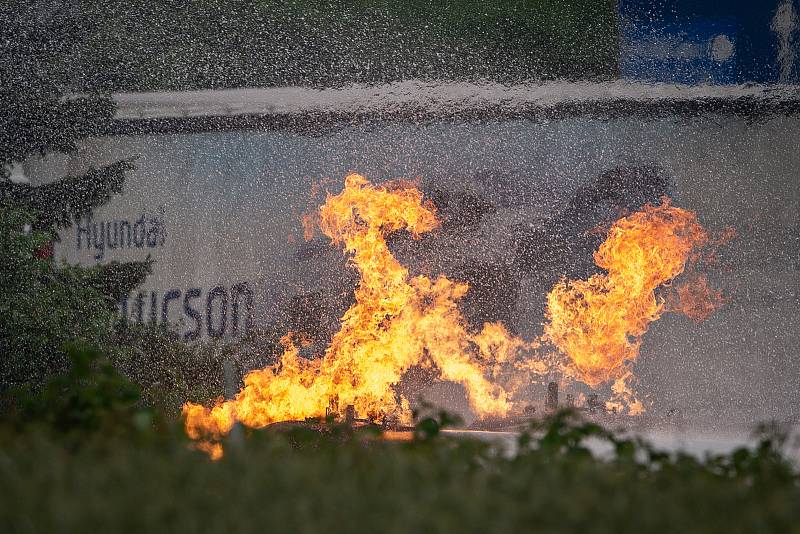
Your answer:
[619,0,800,84]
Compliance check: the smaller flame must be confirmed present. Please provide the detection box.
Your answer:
[668,274,725,323]
[605,372,644,415]
[544,198,711,412]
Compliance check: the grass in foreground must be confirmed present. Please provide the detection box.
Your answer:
[1,346,797,533]
[1,410,798,534]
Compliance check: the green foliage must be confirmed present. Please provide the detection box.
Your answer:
[110,324,230,414]
[0,1,106,161]
[0,411,797,534]
[39,0,618,93]
[84,255,154,304]
[1,4,153,397]
[0,206,153,393]
[13,342,151,436]
[0,97,115,173]
[413,401,465,440]
[0,160,134,231]
[0,1,135,231]
[0,207,116,391]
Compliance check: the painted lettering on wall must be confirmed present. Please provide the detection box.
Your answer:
[76,207,167,260]
[119,282,254,340]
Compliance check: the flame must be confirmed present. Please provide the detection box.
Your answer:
[605,372,644,415]
[544,198,710,408]
[184,177,724,454]
[183,174,525,449]
[668,274,725,323]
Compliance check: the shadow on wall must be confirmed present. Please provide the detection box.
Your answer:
[469,164,673,331]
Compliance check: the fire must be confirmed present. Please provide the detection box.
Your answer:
[183,174,526,448]
[183,176,724,454]
[543,198,712,411]
[668,274,725,323]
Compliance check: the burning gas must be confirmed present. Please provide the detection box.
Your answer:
[544,199,712,412]
[184,174,530,449]
[183,175,723,456]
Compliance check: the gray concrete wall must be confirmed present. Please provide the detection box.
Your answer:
[25,87,800,427]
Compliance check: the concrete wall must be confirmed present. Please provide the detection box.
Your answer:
[26,84,800,426]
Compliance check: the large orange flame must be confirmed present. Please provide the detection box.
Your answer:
[184,176,724,455]
[543,199,711,412]
[183,174,528,448]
